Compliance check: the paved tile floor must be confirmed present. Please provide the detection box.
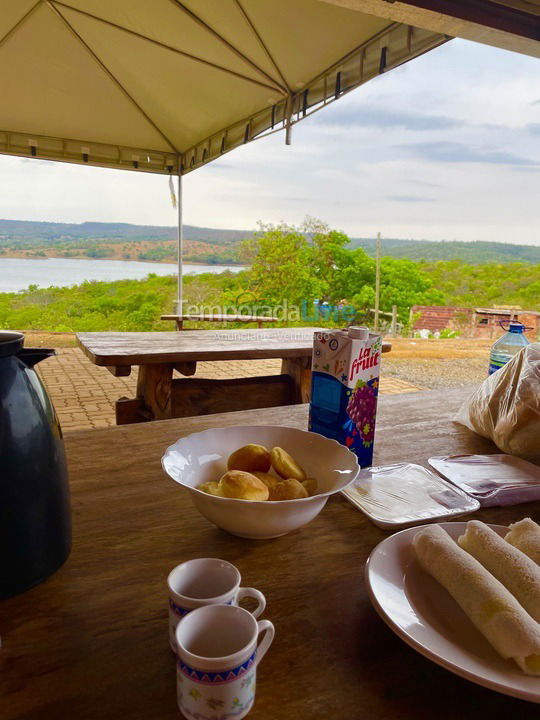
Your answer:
[37,348,423,431]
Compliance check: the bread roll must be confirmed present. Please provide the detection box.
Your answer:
[458,520,540,623]
[302,477,318,496]
[252,472,279,491]
[414,524,540,675]
[269,478,308,501]
[506,518,540,565]
[270,447,306,481]
[227,444,271,473]
[219,470,269,501]
[198,481,223,497]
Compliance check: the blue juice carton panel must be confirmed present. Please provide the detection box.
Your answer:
[308,327,382,468]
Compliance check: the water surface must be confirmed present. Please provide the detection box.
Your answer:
[0,257,245,292]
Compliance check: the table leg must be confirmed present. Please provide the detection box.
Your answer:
[175,319,184,331]
[136,363,174,420]
[281,357,312,404]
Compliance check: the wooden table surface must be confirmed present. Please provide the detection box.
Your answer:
[3,388,539,720]
[77,328,391,366]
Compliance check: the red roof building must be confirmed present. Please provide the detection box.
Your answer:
[410,305,540,340]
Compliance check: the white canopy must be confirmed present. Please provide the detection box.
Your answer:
[0,0,447,175]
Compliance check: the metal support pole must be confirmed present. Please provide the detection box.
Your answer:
[177,169,183,315]
[285,94,293,146]
[374,231,381,332]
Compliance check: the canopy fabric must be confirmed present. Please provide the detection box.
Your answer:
[0,0,446,175]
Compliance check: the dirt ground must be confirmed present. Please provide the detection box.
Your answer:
[380,337,492,389]
[22,332,492,390]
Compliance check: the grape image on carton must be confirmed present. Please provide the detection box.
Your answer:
[308,327,382,468]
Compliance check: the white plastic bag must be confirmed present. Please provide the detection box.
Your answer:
[455,343,540,462]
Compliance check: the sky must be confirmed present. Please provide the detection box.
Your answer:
[0,38,539,245]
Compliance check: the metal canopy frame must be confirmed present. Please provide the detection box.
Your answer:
[0,0,447,175]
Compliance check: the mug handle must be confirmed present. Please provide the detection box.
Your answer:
[236,587,266,618]
[255,619,275,666]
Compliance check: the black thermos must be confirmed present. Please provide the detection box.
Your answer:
[0,331,71,599]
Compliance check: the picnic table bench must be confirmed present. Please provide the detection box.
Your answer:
[161,314,279,330]
[2,388,539,720]
[77,328,391,425]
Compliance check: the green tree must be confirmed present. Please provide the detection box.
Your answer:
[242,222,318,307]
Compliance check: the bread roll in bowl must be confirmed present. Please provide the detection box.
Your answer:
[227,444,271,473]
[199,481,223,497]
[270,478,309,501]
[270,447,306,481]
[219,470,269,501]
[302,477,318,496]
[252,471,280,491]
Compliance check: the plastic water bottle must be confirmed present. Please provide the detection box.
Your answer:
[488,322,529,375]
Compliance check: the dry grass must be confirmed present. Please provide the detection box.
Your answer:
[22,331,77,348]
[383,337,492,360]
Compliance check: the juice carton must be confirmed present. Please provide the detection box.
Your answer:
[308,327,382,467]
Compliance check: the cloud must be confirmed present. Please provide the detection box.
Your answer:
[526,123,540,134]
[396,141,539,166]
[318,105,463,131]
[407,179,442,188]
[386,195,434,202]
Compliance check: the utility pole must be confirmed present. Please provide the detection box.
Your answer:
[390,304,398,336]
[374,231,381,332]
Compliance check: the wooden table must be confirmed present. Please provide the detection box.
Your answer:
[2,388,539,720]
[77,329,392,425]
[161,314,279,330]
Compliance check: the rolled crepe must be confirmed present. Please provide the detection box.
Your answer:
[413,524,540,675]
[458,520,540,624]
[505,518,540,566]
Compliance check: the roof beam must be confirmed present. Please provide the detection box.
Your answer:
[318,0,540,57]
[398,0,540,40]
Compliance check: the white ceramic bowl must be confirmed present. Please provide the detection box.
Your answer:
[162,425,360,539]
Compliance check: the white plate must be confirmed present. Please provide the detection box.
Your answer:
[365,522,540,703]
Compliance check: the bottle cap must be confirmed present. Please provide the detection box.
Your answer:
[509,322,525,333]
[348,326,369,340]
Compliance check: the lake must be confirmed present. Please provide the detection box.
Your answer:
[0,257,245,292]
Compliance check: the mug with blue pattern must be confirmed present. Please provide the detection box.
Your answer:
[176,604,274,720]
[168,558,266,652]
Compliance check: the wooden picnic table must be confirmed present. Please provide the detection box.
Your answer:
[161,314,279,330]
[77,328,392,425]
[2,387,539,720]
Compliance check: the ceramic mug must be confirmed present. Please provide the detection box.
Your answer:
[176,604,274,720]
[168,558,266,651]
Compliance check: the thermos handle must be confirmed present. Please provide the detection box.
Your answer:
[18,348,56,367]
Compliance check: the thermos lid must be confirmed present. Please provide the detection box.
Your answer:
[0,331,24,357]
[348,326,369,340]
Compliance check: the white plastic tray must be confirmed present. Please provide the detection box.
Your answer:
[342,463,480,529]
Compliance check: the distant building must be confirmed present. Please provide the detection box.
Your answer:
[410,305,540,340]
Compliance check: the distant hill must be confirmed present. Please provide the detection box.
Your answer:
[0,219,252,245]
[0,219,539,264]
[350,237,540,264]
